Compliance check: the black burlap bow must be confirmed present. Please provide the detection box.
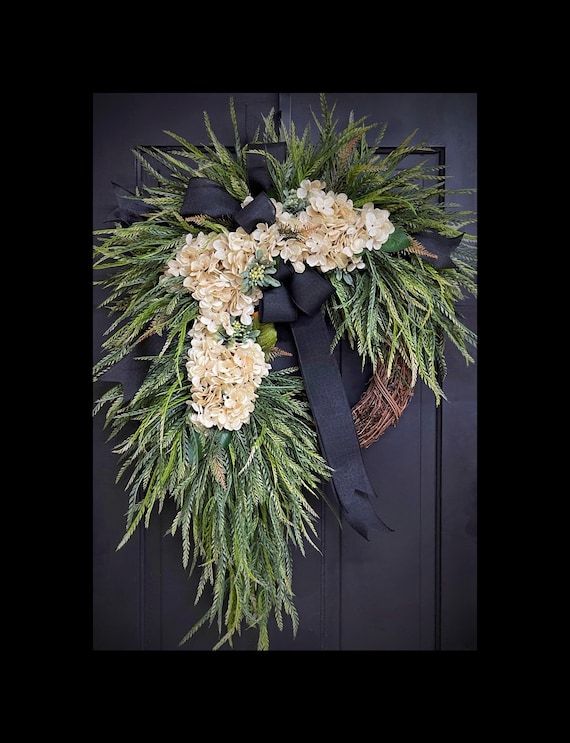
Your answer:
[180,143,287,232]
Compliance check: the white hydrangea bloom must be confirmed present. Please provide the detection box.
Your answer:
[271,190,395,273]
[296,179,326,201]
[359,203,395,250]
[186,327,270,431]
[251,221,286,261]
[165,230,261,333]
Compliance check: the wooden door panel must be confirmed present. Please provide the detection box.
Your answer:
[441,299,477,650]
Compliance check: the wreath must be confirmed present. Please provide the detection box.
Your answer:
[93,95,477,650]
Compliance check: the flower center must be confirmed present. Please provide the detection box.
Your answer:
[249,264,265,282]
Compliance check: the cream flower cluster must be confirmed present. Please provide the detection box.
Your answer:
[186,324,270,430]
[165,180,395,430]
[165,228,263,334]
[165,215,275,430]
[272,180,395,273]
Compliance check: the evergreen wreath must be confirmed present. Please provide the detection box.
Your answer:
[93,95,477,650]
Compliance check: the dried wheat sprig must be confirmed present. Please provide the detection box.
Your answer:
[338,135,360,168]
[278,221,319,238]
[266,346,293,362]
[210,455,226,489]
[404,238,438,259]
[185,214,208,225]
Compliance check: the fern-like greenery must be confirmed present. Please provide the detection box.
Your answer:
[93,94,476,649]
[93,209,329,649]
[327,250,477,400]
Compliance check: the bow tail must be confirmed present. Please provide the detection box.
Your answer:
[332,474,393,541]
[289,311,393,540]
[96,187,163,398]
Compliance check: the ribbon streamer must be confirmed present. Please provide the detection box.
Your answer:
[259,263,393,540]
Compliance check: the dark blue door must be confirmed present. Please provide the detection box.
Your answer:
[93,92,477,651]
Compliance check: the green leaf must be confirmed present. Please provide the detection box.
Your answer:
[264,276,281,288]
[187,426,202,464]
[217,430,232,449]
[380,228,412,253]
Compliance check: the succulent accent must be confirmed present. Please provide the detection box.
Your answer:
[281,188,307,214]
[241,249,281,293]
[215,320,260,346]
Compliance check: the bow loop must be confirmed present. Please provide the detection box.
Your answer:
[181,177,240,221]
[413,230,464,269]
[259,284,298,323]
[274,262,294,283]
[259,263,334,322]
[235,192,275,233]
[181,179,277,233]
[289,269,333,316]
[110,183,153,226]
